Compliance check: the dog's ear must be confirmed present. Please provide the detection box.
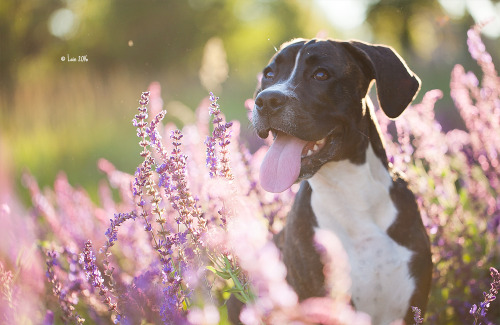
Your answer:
[342,41,421,119]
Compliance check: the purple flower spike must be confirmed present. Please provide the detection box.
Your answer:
[139,91,150,106]
[45,251,85,324]
[80,241,120,318]
[80,241,105,289]
[205,92,233,179]
[103,211,137,250]
[470,267,500,324]
[411,306,424,324]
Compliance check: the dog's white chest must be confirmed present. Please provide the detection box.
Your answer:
[308,145,415,325]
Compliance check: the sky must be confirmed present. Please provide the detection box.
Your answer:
[313,0,500,38]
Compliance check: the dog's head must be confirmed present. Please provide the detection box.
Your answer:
[253,38,420,193]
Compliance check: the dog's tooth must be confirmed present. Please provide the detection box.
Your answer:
[307,150,313,157]
[317,138,325,145]
[313,144,319,151]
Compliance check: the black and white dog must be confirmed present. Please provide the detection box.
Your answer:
[239,39,433,325]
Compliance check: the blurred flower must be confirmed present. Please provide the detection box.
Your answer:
[199,37,228,93]
[187,305,220,325]
[148,81,164,119]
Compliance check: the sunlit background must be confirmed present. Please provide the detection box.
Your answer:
[1,0,499,202]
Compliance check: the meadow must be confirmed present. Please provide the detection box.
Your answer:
[0,25,499,325]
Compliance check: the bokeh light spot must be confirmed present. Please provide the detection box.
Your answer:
[466,0,500,38]
[314,0,371,31]
[48,8,78,40]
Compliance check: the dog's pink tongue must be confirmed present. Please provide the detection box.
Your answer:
[260,132,307,193]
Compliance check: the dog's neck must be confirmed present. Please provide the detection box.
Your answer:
[308,143,397,233]
[307,97,395,231]
[363,97,390,169]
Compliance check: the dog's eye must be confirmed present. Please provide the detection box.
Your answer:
[313,69,329,81]
[264,69,275,79]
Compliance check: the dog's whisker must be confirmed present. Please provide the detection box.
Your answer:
[267,38,278,52]
[357,129,369,139]
[292,81,302,92]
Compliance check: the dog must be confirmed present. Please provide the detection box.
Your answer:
[230,38,433,325]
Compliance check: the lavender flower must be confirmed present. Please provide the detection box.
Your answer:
[205,92,233,179]
[160,270,186,325]
[0,261,14,321]
[470,267,500,324]
[100,210,138,293]
[132,91,171,259]
[205,133,218,178]
[467,26,495,71]
[80,241,120,319]
[103,211,138,250]
[46,250,85,324]
[80,243,105,289]
[42,310,54,325]
[412,306,424,324]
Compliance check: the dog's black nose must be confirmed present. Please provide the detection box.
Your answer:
[254,90,287,115]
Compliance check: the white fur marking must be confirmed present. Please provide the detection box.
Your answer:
[309,144,415,325]
[263,47,304,100]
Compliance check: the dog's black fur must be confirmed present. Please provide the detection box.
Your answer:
[229,39,432,325]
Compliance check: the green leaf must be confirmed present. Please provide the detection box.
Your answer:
[206,266,217,274]
[216,270,232,280]
[232,292,246,303]
[225,287,244,294]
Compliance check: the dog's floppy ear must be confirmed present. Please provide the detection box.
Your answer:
[342,41,421,119]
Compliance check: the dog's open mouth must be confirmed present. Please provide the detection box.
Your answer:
[260,130,329,193]
[301,137,327,158]
[269,130,328,158]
